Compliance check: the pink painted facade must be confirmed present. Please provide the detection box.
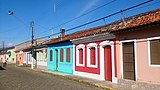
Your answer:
[115,25,160,84]
[15,51,24,65]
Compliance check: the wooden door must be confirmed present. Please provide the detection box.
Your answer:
[104,46,112,81]
[123,42,135,80]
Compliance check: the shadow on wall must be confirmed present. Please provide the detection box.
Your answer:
[0,66,6,70]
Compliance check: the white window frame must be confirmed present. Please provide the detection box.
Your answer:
[148,36,160,67]
[76,44,85,67]
[87,43,98,68]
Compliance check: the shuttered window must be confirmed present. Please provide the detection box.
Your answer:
[50,50,53,61]
[90,47,96,65]
[79,49,83,64]
[60,49,64,62]
[150,39,160,65]
[66,48,70,62]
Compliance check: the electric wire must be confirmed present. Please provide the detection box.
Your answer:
[39,0,154,39]
[35,0,117,36]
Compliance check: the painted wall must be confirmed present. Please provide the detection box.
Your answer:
[6,48,16,63]
[15,51,24,65]
[24,52,32,65]
[74,42,100,74]
[48,41,73,74]
[115,25,160,84]
[74,40,117,83]
[0,55,3,62]
[36,48,47,70]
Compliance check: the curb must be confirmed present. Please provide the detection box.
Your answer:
[28,68,117,90]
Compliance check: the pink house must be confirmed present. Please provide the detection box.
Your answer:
[111,8,160,84]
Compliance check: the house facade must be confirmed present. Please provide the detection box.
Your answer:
[36,45,47,70]
[45,29,73,74]
[15,51,24,65]
[47,41,73,74]
[110,8,160,84]
[15,41,31,65]
[6,46,16,63]
[15,38,45,66]
[70,26,118,83]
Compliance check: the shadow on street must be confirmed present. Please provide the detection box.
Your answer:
[0,66,6,70]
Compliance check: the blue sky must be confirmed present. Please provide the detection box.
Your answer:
[0,0,160,47]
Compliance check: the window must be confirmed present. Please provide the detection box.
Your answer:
[150,39,160,65]
[60,49,64,62]
[87,43,98,68]
[66,48,70,62]
[90,47,96,65]
[79,49,83,64]
[50,50,53,61]
[76,44,85,66]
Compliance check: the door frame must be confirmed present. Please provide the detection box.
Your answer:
[120,40,137,81]
[55,49,58,71]
[104,45,112,81]
[100,40,117,83]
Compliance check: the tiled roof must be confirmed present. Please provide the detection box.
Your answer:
[45,8,160,45]
[15,46,32,52]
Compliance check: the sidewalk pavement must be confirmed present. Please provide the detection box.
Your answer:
[31,68,131,90]
[19,66,160,90]
[7,63,160,90]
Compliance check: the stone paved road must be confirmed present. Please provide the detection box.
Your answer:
[0,63,105,90]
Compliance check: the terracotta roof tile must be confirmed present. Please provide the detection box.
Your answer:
[45,8,160,45]
[15,46,32,52]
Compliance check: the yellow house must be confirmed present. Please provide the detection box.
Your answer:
[5,46,16,64]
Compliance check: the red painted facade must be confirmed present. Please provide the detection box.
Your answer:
[75,41,101,74]
[74,40,118,81]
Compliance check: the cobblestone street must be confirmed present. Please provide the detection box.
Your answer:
[0,63,105,90]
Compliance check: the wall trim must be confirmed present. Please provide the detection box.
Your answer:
[147,36,160,67]
[87,43,98,68]
[74,71,104,80]
[99,40,117,83]
[76,44,85,67]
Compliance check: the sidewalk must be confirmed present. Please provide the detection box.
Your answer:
[10,64,160,90]
[31,68,129,90]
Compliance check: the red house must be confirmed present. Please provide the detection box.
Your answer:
[71,27,118,83]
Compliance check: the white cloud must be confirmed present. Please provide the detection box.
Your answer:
[77,0,99,16]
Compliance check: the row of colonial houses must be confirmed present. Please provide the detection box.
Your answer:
[1,8,160,85]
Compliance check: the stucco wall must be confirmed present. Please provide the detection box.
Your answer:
[136,39,160,84]
[7,49,16,63]
[115,25,160,84]
[47,41,73,74]
[37,48,47,67]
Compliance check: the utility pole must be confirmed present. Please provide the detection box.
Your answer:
[120,10,126,26]
[2,41,5,61]
[2,41,4,55]
[31,21,35,69]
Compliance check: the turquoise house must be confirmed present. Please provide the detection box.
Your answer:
[47,41,73,74]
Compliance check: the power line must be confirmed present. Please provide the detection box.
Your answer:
[35,0,117,36]
[53,0,117,29]
[127,0,160,13]
[38,0,154,39]
[65,0,153,31]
